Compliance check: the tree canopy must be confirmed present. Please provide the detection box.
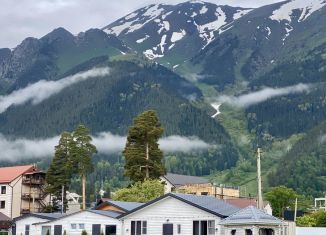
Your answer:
[113,179,164,203]
[123,110,166,182]
[265,186,298,217]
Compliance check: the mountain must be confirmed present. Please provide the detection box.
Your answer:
[103,1,252,67]
[0,27,129,93]
[189,0,326,88]
[269,121,326,196]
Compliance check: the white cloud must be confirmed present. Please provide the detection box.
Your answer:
[159,135,211,152]
[0,0,285,48]
[0,132,211,162]
[217,83,312,108]
[0,67,110,113]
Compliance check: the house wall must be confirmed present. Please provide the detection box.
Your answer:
[0,184,11,218]
[37,211,121,235]
[15,216,49,235]
[0,177,23,219]
[122,196,222,235]
[179,184,240,199]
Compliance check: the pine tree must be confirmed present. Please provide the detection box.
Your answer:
[123,110,166,182]
[46,132,74,212]
[71,124,97,210]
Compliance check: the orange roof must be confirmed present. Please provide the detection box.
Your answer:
[225,198,257,208]
[0,165,35,183]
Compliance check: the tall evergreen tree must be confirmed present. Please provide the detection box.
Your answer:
[46,132,74,212]
[71,124,97,210]
[123,110,166,182]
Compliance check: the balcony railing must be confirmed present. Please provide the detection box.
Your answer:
[22,178,45,185]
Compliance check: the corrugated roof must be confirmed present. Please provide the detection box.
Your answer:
[220,206,283,225]
[14,213,65,222]
[0,165,34,183]
[163,173,209,186]
[171,193,240,217]
[119,193,241,219]
[0,212,11,221]
[89,210,122,218]
[106,200,144,211]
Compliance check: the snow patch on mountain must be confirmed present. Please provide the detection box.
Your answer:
[233,9,252,20]
[171,30,186,43]
[200,5,208,14]
[270,0,326,22]
[136,35,149,43]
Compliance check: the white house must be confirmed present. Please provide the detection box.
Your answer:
[35,210,121,235]
[119,193,240,235]
[13,213,64,235]
[219,206,285,235]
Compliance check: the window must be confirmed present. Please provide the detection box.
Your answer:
[131,221,147,235]
[231,230,236,235]
[71,224,77,229]
[1,186,6,194]
[177,224,181,234]
[245,229,253,235]
[193,221,209,235]
[201,192,208,196]
[25,225,30,235]
[142,221,147,234]
[259,229,274,235]
[79,224,85,229]
[208,220,215,235]
[0,201,5,209]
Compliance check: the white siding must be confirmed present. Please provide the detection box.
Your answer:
[15,216,50,235]
[122,196,222,235]
[0,184,12,218]
[36,211,121,235]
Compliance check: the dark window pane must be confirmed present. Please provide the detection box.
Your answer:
[193,221,199,235]
[201,221,207,235]
[131,221,135,235]
[136,221,141,235]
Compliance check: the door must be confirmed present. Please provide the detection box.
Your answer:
[54,225,62,235]
[105,225,117,235]
[163,224,173,235]
[92,224,101,235]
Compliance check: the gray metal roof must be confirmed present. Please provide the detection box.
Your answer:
[0,212,11,221]
[88,210,122,218]
[106,201,144,211]
[171,193,240,217]
[220,206,283,225]
[14,213,65,222]
[163,173,209,186]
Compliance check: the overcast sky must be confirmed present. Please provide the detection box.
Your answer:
[0,0,284,48]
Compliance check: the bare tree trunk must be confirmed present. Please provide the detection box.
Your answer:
[82,174,86,210]
[146,143,149,178]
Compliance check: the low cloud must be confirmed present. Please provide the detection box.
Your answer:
[0,67,110,113]
[0,132,211,162]
[217,83,312,108]
[159,135,211,153]
[319,134,326,144]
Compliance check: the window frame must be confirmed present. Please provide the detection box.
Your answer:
[1,186,6,194]
[70,223,77,230]
[131,220,147,235]
[193,220,216,235]
[0,201,5,209]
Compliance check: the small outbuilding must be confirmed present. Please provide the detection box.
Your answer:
[219,206,284,235]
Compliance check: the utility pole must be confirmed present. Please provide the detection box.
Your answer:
[294,198,298,222]
[256,147,264,210]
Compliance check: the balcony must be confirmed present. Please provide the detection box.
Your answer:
[22,178,45,185]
